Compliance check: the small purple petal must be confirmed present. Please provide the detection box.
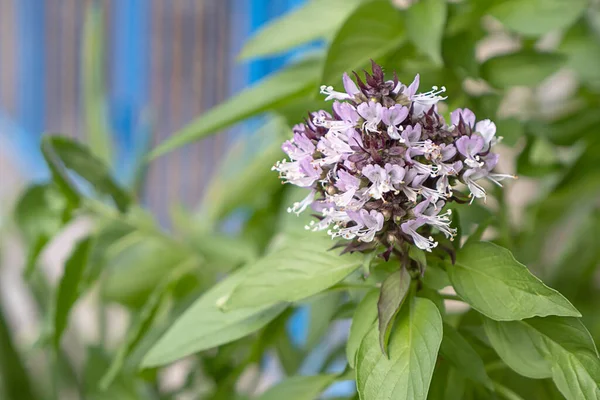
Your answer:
[343,72,360,97]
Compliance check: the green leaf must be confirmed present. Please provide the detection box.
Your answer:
[83,347,140,400]
[404,0,447,66]
[322,0,405,84]
[150,58,320,159]
[484,316,600,400]
[489,0,588,37]
[256,374,336,400]
[449,242,580,321]
[306,292,342,348]
[439,323,493,389]
[481,51,566,89]
[101,235,195,308]
[54,237,93,348]
[347,290,379,368]
[41,136,131,212]
[356,296,442,400]
[14,184,69,278]
[0,304,38,400]
[198,117,287,224]
[377,268,411,355]
[559,23,600,89]
[224,234,362,309]
[422,262,450,291]
[141,266,286,367]
[240,0,363,60]
[99,259,196,389]
[81,2,113,165]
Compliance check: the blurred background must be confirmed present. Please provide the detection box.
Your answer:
[0,1,317,397]
[0,0,311,216]
[1,0,600,398]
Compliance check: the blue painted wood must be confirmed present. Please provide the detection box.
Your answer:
[16,0,46,138]
[110,0,150,182]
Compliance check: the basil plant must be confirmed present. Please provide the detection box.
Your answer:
[4,0,600,399]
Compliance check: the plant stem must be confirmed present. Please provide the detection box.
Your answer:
[485,360,508,373]
[440,293,464,302]
[493,381,526,400]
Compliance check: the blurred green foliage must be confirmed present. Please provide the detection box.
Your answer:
[2,0,600,399]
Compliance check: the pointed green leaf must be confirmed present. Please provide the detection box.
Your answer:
[449,242,580,321]
[559,23,600,89]
[54,237,93,348]
[356,297,442,400]
[377,268,411,355]
[322,0,405,84]
[150,58,320,159]
[306,292,342,348]
[101,235,194,308]
[439,323,493,389]
[141,266,286,367]
[481,51,566,89]
[490,0,588,37]
[404,0,447,66]
[240,0,363,60]
[0,304,37,400]
[41,136,131,212]
[347,290,379,368]
[99,258,197,389]
[484,316,600,400]
[199,117,287,223]
[256,374,337,400]
[224,235,362,309]
[14,184,70,278]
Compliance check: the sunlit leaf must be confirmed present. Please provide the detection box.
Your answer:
[356,296,442,400]
[489,0,588,37]
[449,242,580,321]
[346,289,379,368]
[322,0,405,84]
[377,268,411,355]
[240,0,363,60]
[405,0,446,66]
[141,266,286,367]
[224,234,362,309]
[484,316,600,399]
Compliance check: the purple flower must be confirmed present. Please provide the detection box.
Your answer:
[343,73,360,98]
[382,105,409,139]
[451,108,476,128]
[274,61,512,255]
[281,131,315,161]
[357,101,383,133]
[456,134,485,168]
[362,164,393,199]
[475,119,497,150]
[401,218,437,251]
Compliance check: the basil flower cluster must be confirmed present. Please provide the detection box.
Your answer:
[273,62,512,253]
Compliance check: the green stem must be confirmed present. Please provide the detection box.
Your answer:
[496,186,514,249]
[330,282,378,291]
[493,381,526,400]
[440,293,464,302]
[485,360,508,373]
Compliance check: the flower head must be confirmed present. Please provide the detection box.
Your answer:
[274,62,513,254]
